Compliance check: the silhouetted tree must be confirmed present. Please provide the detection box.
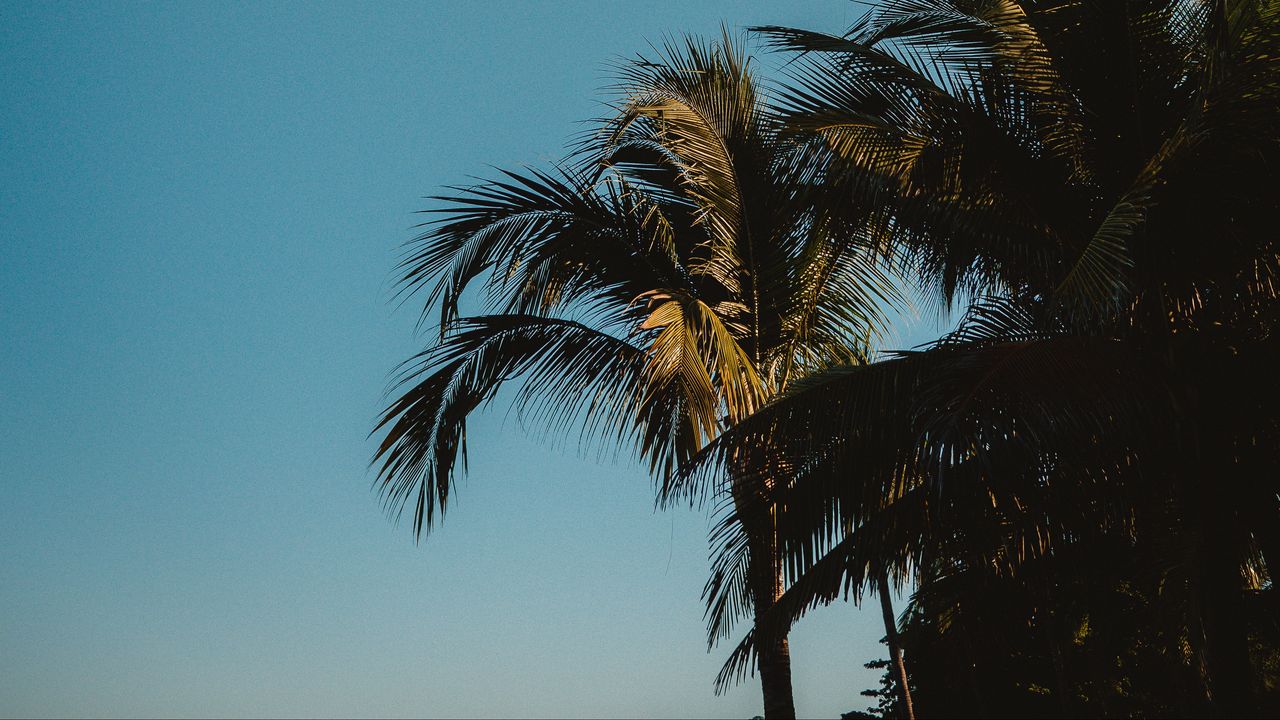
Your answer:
[693,2,1280,715]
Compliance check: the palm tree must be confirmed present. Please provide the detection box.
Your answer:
[875,573,914,720]
[372,33,899,718]
[691,1,1280,715]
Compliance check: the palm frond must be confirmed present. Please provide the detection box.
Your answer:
[372,314,653,537]
[397,164,688,335]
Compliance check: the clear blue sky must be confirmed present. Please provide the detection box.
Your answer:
[1,2,946,717]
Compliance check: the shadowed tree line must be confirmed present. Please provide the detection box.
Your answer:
[373,2,1280,717]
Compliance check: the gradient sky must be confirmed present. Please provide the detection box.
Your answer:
[1,2,948,717]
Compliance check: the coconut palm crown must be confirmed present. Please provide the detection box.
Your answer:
[372,32,900,719]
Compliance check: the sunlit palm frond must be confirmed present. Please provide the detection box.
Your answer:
[397,164,689,335]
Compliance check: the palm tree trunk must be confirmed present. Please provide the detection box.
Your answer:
[730,447,796,720]
[755,620,796,720]
[747,528,796,720]
[877,572,915,720]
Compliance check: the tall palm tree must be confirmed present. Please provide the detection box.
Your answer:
[691,1,1280,715]
[372,33,898,718]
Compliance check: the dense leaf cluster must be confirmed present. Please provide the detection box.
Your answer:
[375,2,1280,717]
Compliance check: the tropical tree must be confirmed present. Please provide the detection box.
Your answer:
[372,33,898,719]
[690,1,1280,715]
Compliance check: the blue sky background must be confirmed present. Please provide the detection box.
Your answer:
[1,2,950,717]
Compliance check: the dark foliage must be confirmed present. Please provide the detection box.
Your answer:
[693,1,1280,715]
